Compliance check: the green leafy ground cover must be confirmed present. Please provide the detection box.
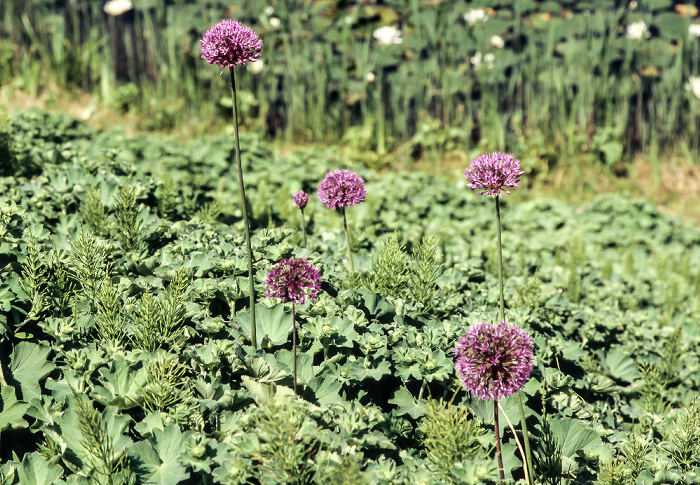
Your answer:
[0,110,699,484]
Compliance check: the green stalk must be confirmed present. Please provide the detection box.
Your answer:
[494,399,505,484]
[495,196,534,485]
[230,67,256,349]
[495,197,504,321]
[292,302,297,394]
[300,208,307,248]
[341,207,355,273]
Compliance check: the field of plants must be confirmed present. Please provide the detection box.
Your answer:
[0,1,700,484]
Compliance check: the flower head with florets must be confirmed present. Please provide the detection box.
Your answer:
[200,19,262,68]
[454,320,533,401]
[317,169,366,210]
[464,152,524,198]
[293,190,309,210]
[265,258,321,305]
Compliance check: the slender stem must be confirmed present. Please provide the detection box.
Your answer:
[494,399,505,484]
[230,67,256,349]
[448,384,460,407]
[292,302,297,395]
[495,197,504,322]
[300,208,307,248]
[517,392,535,485]
[498,401,530,485]
[341,207,355,273]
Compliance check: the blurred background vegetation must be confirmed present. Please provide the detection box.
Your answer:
[1,0,699,207]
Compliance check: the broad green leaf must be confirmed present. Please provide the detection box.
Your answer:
[274,350,314,384]
[307,376,342,406]
[0,385,30,431]
[93,360,147,410]
[547,417,602,472]
[389,386,424,419]
[237,304,292,348]
[603,346,640,383]
[16,452,64,485]
[9,341,55,401]
[129,425,191,485]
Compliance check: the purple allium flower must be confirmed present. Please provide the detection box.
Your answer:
[317,169,366,210]
[464,152,524,198]
[454,320,533,401]
[200,19,263,68]
[265,258,321,305]
[293,190,309,210]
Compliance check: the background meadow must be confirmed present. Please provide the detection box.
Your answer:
[1,1,700,484]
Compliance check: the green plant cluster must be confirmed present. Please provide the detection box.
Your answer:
[2,1,700,166]
[0,111,699,483]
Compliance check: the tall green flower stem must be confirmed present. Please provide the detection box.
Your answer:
[292,302,298,394]
[229,68,256,349]
[340,207,355,273]
[494,400,505,484]
[300,208,307,248]
[495,197,534,485]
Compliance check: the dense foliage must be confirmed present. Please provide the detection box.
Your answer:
[0,110,699,484]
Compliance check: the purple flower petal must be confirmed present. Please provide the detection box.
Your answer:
[464,152,524,198]
[454,320,533,401]
[317,169,366,210]
[264,258,322,305]
[200,19,262,68]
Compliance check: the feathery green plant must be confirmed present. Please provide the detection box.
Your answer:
[534,419,563,485]
[417,397,486,483]
[140,353,192,417]
[667,400,700,472]
[94,280,127,343]
[68,230,109,305]
[409,235,443,313]
[82,186,107,235]
[19,231,48,319]
[74,395,133,485]
[112,182,142,252]
[595,457,626,485]
[131,276,188,352]
[620,434,649,481]
[363,234,409,299]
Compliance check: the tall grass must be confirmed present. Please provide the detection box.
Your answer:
[1,1,698,164]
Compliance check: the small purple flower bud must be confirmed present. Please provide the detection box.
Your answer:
[293,190,309,210]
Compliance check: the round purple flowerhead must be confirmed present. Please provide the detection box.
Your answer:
[454,320,533,401]
[293,190,309,210]
[200,19,263,68]
[464,152,524,198]
[265,258,321,305]
[317,169,366,210]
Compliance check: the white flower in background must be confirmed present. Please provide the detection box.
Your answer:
[687,76,700,99]
[484,53,495,69]
[629,1,638,10]
[264,6,274,17]
[464,9,488,26]
[103,0,133,16]
[626,20,647,40]
[490,35,505,48]
[373,25,403,46]
[689,24,700,38]
[269,17,281,29]
[470,52,482,69]
[248,59,264,74]
[366,72,376,83]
